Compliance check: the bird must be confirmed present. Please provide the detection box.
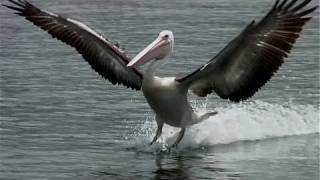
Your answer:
[3,0,317,147]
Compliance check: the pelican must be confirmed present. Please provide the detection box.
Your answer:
[3,0,317,147]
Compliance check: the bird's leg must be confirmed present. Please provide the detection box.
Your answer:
[150,121,163,145]
[171,128,186,148]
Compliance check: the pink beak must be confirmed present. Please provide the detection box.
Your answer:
[127,37,170,68]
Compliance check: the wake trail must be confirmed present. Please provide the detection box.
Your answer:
[126,101,319,151]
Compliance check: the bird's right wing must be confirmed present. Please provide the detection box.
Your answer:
[177,0,317,102]
[3,0,143,90]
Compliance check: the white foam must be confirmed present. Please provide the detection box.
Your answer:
[126,101,319,151]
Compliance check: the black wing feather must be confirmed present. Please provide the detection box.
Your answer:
[177,0,317,102]
[3,0,143,90]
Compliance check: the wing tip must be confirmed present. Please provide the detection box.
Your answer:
[273,0,317,14]
[3,0,33,15]
[2,4,22,12]
[3,0,26,8]
[272,0,280,10]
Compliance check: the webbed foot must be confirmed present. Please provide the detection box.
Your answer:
[170,128,186,148]
[150,123,163,145]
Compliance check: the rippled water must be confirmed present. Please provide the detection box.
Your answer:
[0,0,319,179]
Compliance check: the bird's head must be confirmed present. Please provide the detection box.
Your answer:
[127,30,174,68]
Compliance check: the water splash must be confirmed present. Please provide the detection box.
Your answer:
[126,101,319,151]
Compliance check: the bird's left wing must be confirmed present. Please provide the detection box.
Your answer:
[177,0,317,102]
[3,0,143,90]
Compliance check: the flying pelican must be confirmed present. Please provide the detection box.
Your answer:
[3,0,317,147]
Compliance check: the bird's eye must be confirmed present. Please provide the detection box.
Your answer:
[164,35,169,38]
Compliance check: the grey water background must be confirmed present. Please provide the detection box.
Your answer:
[0,0,319,179]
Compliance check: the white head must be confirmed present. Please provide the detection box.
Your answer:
[127,30,174,68]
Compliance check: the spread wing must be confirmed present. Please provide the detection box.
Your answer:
[3,0,143,90]
[177,0,317,102]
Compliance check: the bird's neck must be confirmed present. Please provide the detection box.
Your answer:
[145,60,164,77]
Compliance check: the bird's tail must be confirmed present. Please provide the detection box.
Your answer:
[199,111,218,121]
[189,111,218,126]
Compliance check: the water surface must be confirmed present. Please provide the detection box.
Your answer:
[0,0,319,179]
